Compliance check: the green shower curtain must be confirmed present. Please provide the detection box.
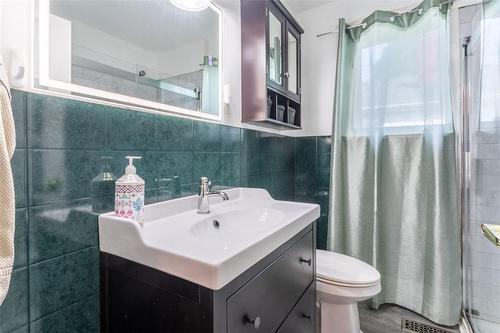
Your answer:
[328,0,461,326]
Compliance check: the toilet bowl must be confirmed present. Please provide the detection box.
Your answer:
[316,250,381,333]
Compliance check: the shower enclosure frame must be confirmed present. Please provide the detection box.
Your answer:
[461,31,474,333]
[458,1,500,332]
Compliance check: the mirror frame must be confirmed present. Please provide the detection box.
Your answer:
[37,0,223,121]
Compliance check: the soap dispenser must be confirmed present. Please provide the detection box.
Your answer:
[115,156,145,223]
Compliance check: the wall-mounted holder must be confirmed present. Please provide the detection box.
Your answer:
[481,224,500,247]
[0,50,26,88]
[223,84,231,105]
[0,58,6,86]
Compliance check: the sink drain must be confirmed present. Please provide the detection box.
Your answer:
[213,220,221,229]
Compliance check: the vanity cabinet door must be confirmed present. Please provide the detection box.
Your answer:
[276,284,316,333]
[226,232,314,333]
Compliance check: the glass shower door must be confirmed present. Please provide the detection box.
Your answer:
[464,1,500,332]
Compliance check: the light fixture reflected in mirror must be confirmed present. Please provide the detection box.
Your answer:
[169,0,210,11]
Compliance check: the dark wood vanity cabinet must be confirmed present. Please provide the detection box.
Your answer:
[241,0,304,130]
[100,224,316,333]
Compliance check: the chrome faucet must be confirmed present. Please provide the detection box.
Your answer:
[197,177,229,214]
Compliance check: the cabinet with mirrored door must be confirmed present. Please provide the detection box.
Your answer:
[241,0,303,129]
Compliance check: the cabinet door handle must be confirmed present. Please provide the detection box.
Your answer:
[245,315,261,329]
[299,257,312,266]
[283,72,290,78]
[302,313,312,321]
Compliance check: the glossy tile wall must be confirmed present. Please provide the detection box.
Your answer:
[294,136,332,250]
[0,90,299,333]
[468,128,500,325]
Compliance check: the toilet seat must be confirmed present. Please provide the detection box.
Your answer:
[316,250,380,287]
[316,276,378,288]
[316,250,381,333]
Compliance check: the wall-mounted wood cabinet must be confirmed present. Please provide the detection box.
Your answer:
[241,0,304,130]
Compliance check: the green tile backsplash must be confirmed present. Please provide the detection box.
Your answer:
[0,89,330,332]
[0,268,29,333]
[12,150,26,208]
[29,294,99,333]
[194,121,221,151]
[28,247,100,321]
[157,116,194,151]
[13,209,28,269]
[27,94,106,150]
[294,137,332,250]
[28,200,99,264]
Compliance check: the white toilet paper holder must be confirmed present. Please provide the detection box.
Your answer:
[0,50,26,87]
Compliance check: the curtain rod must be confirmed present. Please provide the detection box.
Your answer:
[316,22,366,38]
[316,0,453,38]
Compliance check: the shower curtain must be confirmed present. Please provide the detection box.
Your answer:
[328,0,462,326]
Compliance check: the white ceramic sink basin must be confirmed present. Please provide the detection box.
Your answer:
[99,188,320,290]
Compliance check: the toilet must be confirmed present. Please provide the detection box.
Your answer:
[316,250,381,333]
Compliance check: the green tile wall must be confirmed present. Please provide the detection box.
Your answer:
[294,137,332,250]
[0,90,306,332]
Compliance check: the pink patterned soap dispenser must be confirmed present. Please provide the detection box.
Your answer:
[114,156,145,224]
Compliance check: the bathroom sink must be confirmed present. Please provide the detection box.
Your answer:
[99,188,320,290]
[189,205,285,238]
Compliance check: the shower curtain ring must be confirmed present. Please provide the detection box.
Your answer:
[389,16,395,22]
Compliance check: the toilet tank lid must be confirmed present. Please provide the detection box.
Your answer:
[316,250,381,286]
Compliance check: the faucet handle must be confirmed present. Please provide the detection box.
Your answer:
[199,177,211,192]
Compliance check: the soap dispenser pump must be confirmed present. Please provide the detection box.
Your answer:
[115,156,145,223]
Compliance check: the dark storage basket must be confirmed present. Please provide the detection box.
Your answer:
[287,107,296,125]
[277,105,286,122]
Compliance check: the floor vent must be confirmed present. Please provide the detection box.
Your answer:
[401,319,454,333]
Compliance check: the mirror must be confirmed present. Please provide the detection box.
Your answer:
[287,31,297,94]
[268,11,282,85]
[41,0,222,118]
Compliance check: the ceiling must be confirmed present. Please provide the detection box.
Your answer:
[283,0,333,14]
[51,0,219,53]
[283,0,412,14]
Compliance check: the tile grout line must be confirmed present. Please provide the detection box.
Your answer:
[23,91,31,332]
[28,245,99,268]
[28,292,100,327]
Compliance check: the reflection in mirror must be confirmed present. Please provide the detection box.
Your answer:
[268,11,282,85]
[48,0,221,116]
[287,32,297,94]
